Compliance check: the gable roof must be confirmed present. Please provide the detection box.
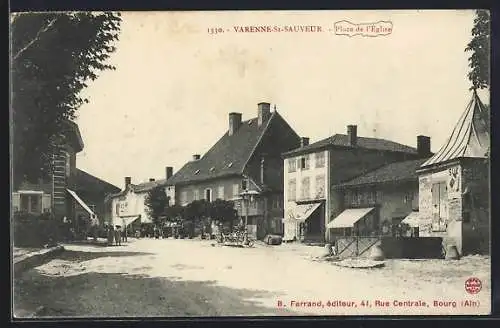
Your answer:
[336,158,429,188]
[165,111,280,186]
[283,133,418,157]
[420,91,490,168]
[72,169,121,195]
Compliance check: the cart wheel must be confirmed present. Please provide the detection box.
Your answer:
[247,240,254,247]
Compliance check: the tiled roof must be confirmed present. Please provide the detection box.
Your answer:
[421,91,489,168]
[283,134,418,157]
[72,169,121,195]
[165,112,278,186]
[336,158,429,188]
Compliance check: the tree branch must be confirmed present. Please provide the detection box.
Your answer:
[13,18,58,61]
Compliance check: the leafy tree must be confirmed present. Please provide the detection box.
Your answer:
[208,199,238,231]
[11,12,122,187]
[144,186,169,227]
[164,204,184,223]
[465,10,490,90]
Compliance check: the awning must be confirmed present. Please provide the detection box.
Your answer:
[67,188,98,220]
[402,211,420,227]
[122,215,141,227]
[327,207,375,228]
[283,202,322,223]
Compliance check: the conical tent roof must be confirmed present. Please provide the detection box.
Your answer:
[421,90,490,168]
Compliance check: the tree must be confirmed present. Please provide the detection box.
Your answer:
[465,10,490,90]
[11,12,122,187]
[208,199,238,231]
[144,186,169,227]
[164,204,184,223]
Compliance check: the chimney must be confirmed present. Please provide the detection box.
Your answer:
[258,102,271,127]
[125,176,131,188]
[347,125,358,146]
[149,178,155,182]
[165,166,173,180]
[192,154,201,161]
[228,112,242,136]
[300,137,310,147]
[417,135,431,157]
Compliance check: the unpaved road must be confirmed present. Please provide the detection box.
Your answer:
[13,238,491,317]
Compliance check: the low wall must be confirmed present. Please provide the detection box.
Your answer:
[381,237,443,259]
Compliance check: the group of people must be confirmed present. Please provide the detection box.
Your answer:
[104,224,128,246]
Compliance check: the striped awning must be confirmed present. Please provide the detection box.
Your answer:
[402,211,420,227]
[327,207,375,228]
[66,188,98,225]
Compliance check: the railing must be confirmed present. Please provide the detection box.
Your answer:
[336,236,381,258]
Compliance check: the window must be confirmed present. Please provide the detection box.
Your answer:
[205,189,212,202]
[315,175,325,198]
[404,191,413,204]
[315,152,325,168]
[288,158,297,173]
[115,203,120,215]
[181,191,188,205]
[241,179,248,191]
[273,195,282,209]
[232,183,240,197]
[431,182,448,231]
[287,179,296,201]
[217,186,224,200]
[300,177,310,200]
[367,190,376,205]
[20,193,42,214]
[299,155,310,170]
[193,189,200,201]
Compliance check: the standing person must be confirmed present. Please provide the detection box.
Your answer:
[107,225,115,246]
[115,225,122,246]
[122,225,128,243]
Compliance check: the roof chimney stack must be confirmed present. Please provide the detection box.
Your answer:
[258,102,271,127]
[192,154,201,161]
[300,137,310,147]
[149,178,155,182]
[347,125,358,147]
[228,112,242,136]
[417,135,431,157]
[166,166,173,180]
[125,177,131,188]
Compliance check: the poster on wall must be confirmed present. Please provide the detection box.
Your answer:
[448,166,461,199]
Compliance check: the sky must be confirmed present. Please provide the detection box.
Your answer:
[75,10,488,189]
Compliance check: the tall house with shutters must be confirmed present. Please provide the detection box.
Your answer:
[12,121,119,225]
[165,102,301,240]
[283,125,427,243]
[416,91,490,256]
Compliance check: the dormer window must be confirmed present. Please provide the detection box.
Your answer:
[210,167,215,172]
[248,119,253,125]
[194,169,200,175]
[227,162,233,168]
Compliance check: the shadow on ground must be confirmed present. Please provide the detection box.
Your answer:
[14,267,293,317]
[54,250,155,263]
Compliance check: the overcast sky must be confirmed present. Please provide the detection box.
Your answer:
[75,10,488,189]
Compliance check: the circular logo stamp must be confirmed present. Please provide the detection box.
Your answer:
[465,277,482,294]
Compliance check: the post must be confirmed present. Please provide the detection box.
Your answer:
[244,196,249,245]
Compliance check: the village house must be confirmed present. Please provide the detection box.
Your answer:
[12,121,115,229]
[71,169,121,225]
[282,124,430,243]
[416,91,490,256]
[165,102,301,240]
[106,166,175,229]
[332,156,431,238]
